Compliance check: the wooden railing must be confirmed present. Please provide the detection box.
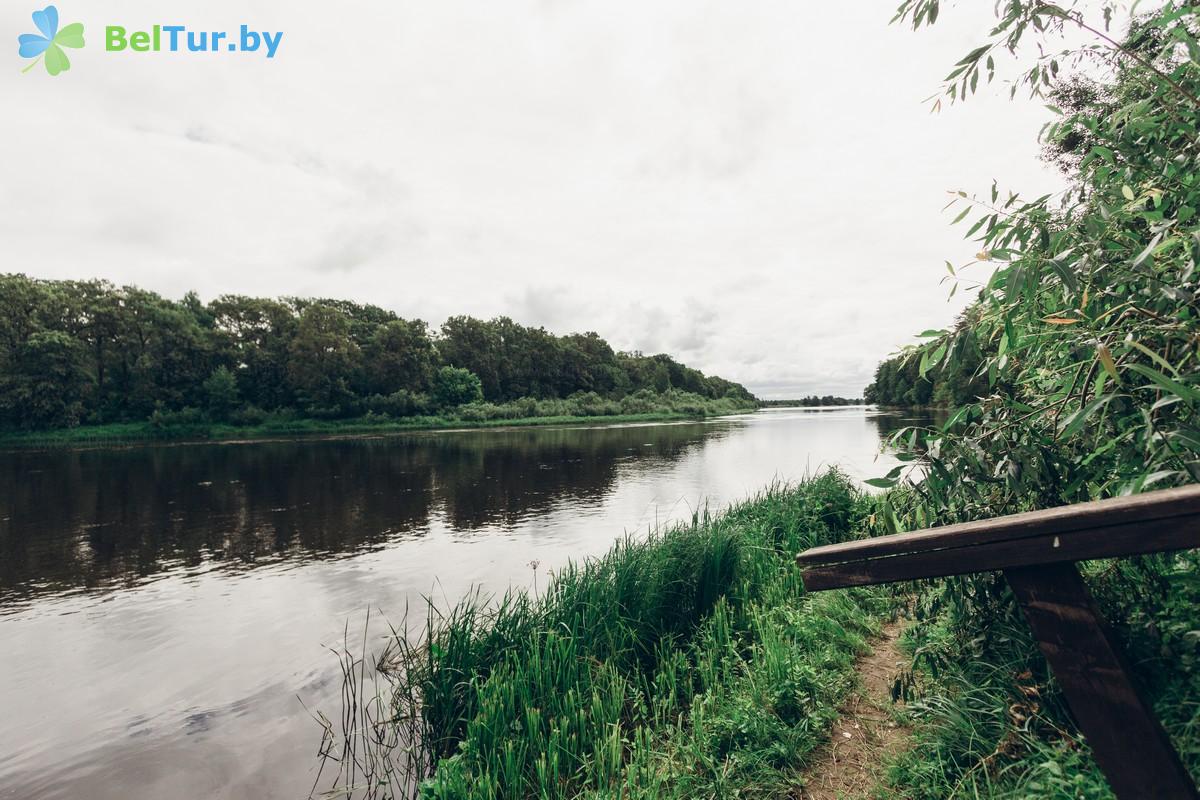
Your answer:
[796,484,1200,800]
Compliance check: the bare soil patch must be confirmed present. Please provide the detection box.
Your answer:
[796,621,911,799]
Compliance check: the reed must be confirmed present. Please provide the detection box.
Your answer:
[314,470,889,799]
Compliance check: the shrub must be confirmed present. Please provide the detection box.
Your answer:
[432,367,484,410]
[148,405,207,429]
[229,404,268,426]
[365,390,430,418]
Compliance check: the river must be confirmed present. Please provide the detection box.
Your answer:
[0,406,930,799]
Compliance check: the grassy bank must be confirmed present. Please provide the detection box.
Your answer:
[0,411,722,450]
[0,395,756,449]
[316,471,891,799]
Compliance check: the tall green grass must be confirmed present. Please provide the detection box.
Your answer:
[314,470,890,799]
[879,549,1200,799]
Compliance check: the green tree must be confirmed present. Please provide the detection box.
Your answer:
[202,365,240,421]
[209,294,297,410]
[559,332,619,396]
[287,305,361,415]
[437,316,502,400]
[431,366,484,410]
[0,331,89,429]
[365,319,435,396]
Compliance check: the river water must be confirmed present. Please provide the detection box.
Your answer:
[0,407,928,799]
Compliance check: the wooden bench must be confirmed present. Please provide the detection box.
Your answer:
[796,484,1200,800]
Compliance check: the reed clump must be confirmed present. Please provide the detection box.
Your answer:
[315,469,888,799]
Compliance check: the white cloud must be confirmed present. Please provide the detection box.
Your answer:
[0,0,1074,398]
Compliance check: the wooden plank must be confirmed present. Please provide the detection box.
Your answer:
[1004,563,1198,800]
[800,512,1200,590]
[798,484,1200,565]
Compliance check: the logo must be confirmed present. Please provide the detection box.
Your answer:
[18,5,84,76]
[15,7,283,75]
[105,26,283,59]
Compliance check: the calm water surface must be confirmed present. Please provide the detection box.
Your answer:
[0,407,928,799]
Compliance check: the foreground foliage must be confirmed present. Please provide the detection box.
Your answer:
[879,549,1200,799]
[316,472,887,799]
[866,2,1200,797]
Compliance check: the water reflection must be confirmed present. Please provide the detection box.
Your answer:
[0,408,919,800]
[0,424,725,606]
[865,407,937,438]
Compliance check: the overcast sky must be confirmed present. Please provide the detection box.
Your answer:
[3,1,1079,398]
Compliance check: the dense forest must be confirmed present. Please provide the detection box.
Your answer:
[0,275,754,432]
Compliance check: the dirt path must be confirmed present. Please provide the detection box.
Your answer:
[797,621,910,800]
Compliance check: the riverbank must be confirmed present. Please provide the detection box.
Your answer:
[0,406,755,450]
[317,470,893,798]
[335,470,1200,800]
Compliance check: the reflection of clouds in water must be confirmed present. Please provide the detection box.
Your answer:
[2,668,328,800]
[0,421,744,605]
[0,410,915,800]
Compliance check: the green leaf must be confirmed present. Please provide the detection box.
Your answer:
[1132,233,1163,268]
[941,406,971,431]
[864,477,900,489]
[1125,363,1200,406]
[865,465,904,488]
[1058,394,1118,438]
[1126,340,1179,377]
[955,45,990,67]
[1139,470,1183,490]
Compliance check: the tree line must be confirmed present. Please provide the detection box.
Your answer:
[864,310,989,407]
[0,275,755,431]
[759,396,864,407]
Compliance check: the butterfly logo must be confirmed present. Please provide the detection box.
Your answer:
[18,6,84,76]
